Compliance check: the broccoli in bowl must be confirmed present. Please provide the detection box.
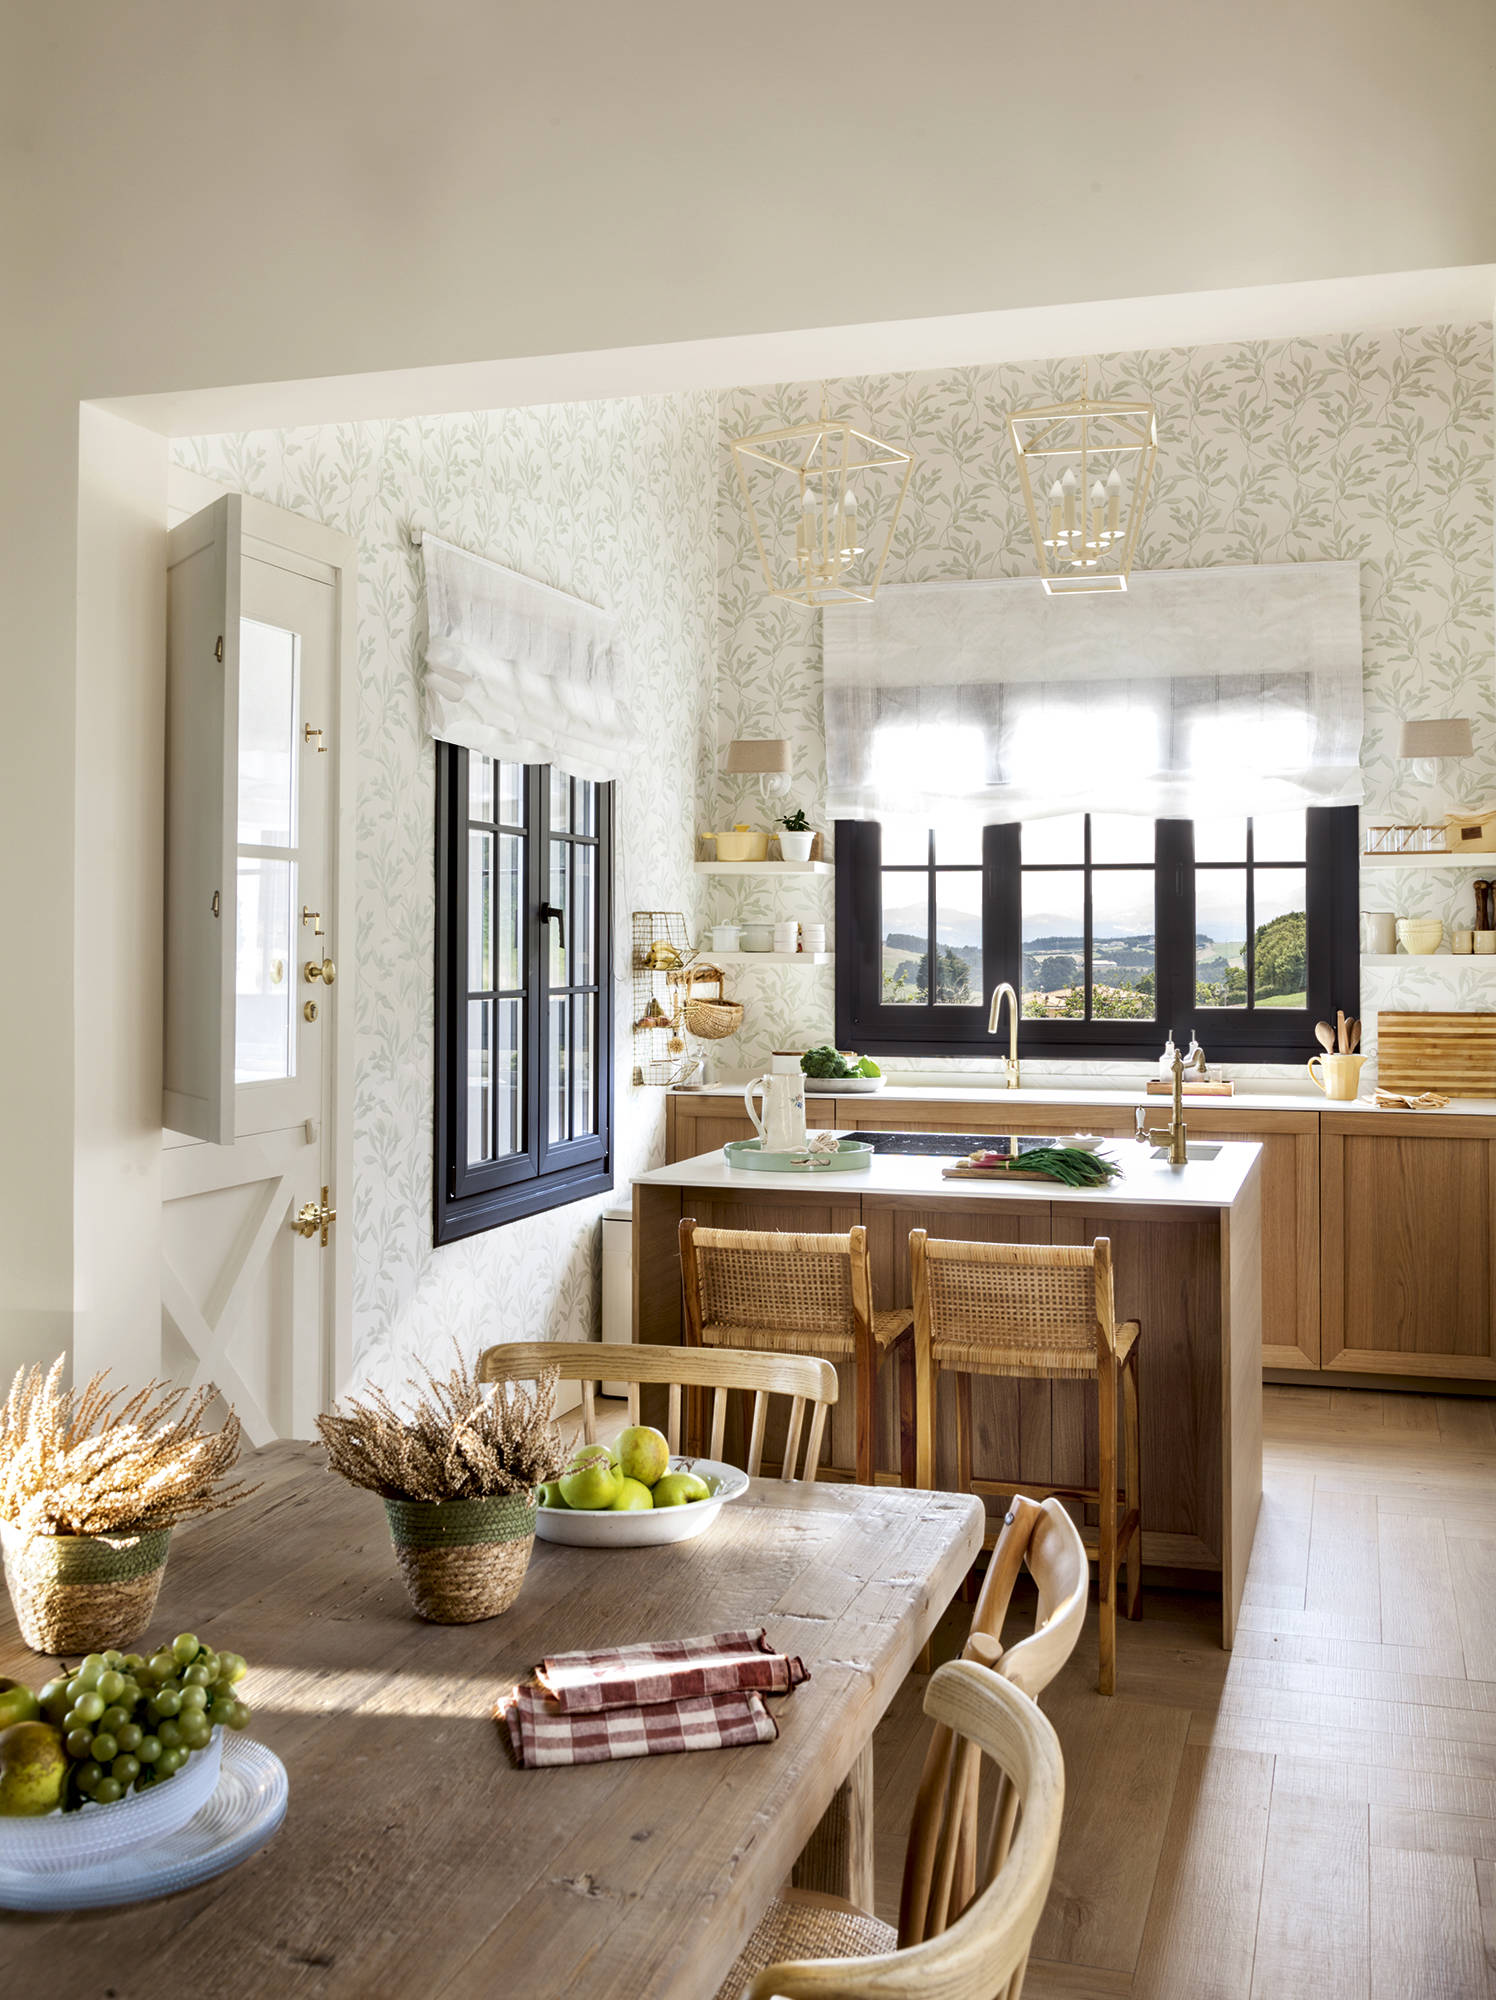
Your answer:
[800,1046,882,1081]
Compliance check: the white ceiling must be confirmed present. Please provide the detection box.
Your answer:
[12,0,1495,421]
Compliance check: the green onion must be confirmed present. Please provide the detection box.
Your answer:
[1006,1147,1122,1187]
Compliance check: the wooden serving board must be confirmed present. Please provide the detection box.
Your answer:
[1375,1010,1496,1095]
[1145,1078,1236,1096]
[942,1165,1062,1182]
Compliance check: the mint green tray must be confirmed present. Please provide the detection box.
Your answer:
[723,1138,874,1174]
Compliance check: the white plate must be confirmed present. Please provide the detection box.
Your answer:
[0,1734,287,1911]
[803,1075,885,1094]
[0,1728,223,1873]
[535,1456,749,1547]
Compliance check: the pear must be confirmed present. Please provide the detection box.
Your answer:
[0,1721,67,1817]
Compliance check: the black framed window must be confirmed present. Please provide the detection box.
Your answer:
[435,746,613,1243]
[836,806,1358,1063]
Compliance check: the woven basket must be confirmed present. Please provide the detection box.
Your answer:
[383,1491,537,1623]
[679,965,744,1041]
[1,1519,172,1656]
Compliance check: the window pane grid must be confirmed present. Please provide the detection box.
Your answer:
[464,756,528,1161]
[545,779,601,1143]
[1196,813,1307,1012]
[1021,815,1154,1022]
[880,826,980,1008]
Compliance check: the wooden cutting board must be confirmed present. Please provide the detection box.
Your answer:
[941,1165,1065,1183]
[1375,1011,1496,1095]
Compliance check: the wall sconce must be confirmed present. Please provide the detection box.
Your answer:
[1398,716,1474,801]
[724,737,792,800]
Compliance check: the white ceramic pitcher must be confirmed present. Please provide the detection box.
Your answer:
[744,1072,807,1153]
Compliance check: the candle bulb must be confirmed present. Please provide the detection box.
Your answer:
[797,488,816,567]
[1106,465,1122,537]
[1089,479,1105,554]
[1061,467,1078,545]
[842,487,859,558]
[1048,478,1064,546]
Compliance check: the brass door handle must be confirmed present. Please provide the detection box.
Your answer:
[291,1187,336,1246]
[304,958,337,985]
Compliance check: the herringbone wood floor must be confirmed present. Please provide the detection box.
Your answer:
[872,1384,1496,1998]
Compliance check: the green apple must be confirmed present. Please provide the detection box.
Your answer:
[537,1480,571,1509]
[617,1424,670,1487]
[611,1477,654,1511]
[0,1680,39,1731]
[559,1448,623,1510]
[652,1470,712,1508]
[0,1721,67,1816]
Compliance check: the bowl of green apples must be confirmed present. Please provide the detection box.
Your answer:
[535,1426,748,1548]
[0,1632,253,1872]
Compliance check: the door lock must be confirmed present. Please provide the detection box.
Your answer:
[304,958,337,985]
[292,1187,336,1246]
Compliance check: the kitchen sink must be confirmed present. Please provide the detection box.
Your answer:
[1150,1143,1223,1162]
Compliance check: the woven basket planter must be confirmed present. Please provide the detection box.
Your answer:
[1,1520,171,1656]
[383,1491,537,1624]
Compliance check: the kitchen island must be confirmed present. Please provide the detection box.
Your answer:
[632,1133,1263,1645]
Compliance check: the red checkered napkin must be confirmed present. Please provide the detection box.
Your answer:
[536,1628,809,1712]
[497,1628,810,1769]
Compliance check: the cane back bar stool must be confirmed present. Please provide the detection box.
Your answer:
[678,1219,915,1487]
[910,1231,1142,1695]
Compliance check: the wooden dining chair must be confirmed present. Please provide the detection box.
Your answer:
[477,1339,838,1482]
[904,1495,1087,1926]
[910,1231,1142,1695]
[721,1660,1065,2000]
[678,1219,914,1487]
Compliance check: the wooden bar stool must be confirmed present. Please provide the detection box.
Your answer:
[679,1218,915,1487]
[909,1230,1142,1695]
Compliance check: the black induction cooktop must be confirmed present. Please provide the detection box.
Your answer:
[840,1131,1062,1157]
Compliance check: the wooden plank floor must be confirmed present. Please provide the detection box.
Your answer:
[872,1385,1496,1998]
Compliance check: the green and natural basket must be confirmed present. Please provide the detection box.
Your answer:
[1,1519,172,1654]
[674,963,744,1040]
[383,1491,538,1623]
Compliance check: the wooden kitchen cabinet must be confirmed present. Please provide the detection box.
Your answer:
[1320,1113,1496,1381]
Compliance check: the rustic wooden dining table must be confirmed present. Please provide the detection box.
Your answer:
[0,1444,982,1999]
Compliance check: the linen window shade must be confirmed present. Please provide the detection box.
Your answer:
[821,561,1364,823]
[421,535,636,781]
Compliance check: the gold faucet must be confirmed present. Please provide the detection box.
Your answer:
[1136,1046,1189,1164]
[987,981,1020,1089]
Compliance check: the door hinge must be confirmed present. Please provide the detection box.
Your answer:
[215,635,224,663]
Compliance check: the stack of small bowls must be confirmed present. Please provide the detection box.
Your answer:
[773,921,799,955]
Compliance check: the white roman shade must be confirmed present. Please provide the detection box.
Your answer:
[822,561,1364,823]
[421,534,636,781]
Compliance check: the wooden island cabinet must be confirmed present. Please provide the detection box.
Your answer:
[664,1086,1496,1387]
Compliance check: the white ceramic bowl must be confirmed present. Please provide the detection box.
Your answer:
[535,1457,749,1547]
[802,1074,886,1093]
[1396,917,1445,955]
[0,1727,223,1875]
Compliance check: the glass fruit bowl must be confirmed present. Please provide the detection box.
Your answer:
[0,1727,222,1874]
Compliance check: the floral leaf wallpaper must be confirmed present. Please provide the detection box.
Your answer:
[710,322,1494,1078]
[175,394,716,1394]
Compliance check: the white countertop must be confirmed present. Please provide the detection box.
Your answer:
[633,1136,1262,1211]
[673,1080,1496,1119]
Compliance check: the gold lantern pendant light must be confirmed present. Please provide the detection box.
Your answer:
[1007,364,1158,594]
[729,394,914,609]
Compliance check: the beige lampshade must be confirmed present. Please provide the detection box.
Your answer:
[724,738,791,775]
[1398,717,1473,759]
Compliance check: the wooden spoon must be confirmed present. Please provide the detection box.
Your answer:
[1347,1018,1361,1052]
[1315,1021,1335,1054]
[1337,1009,1348,1054]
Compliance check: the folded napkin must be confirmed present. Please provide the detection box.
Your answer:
[498,1628,809,1769]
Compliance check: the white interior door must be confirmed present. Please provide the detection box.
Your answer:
[162,491,353,1440]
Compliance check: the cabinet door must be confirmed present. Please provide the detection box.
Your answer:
[1182,1118,1319,1369]
[1321,1119,1496,1380]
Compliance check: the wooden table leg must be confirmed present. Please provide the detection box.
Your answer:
[791,1740,875,1910]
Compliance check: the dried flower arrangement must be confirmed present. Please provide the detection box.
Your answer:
[0,1357,253,1539]
[316,1349,564,1503]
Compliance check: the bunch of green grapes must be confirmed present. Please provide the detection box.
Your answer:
[37,1632,251,1807]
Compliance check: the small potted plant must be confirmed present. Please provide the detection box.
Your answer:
[776,806,817,863]
[0,1359,251,1656]
[317,1350,563,1623]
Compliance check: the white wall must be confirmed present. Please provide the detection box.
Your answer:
[173,396,716,1393]
[72,409,169,1382]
